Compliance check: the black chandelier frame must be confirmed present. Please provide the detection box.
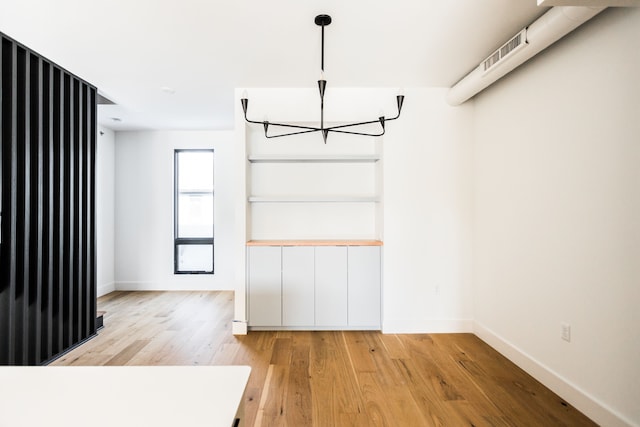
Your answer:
[240,14,405,143]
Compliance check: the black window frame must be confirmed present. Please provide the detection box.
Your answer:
[173,149,214,274]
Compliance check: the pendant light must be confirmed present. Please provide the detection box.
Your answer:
[240,14,405,143]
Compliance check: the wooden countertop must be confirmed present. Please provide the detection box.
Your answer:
[247,240,383,246]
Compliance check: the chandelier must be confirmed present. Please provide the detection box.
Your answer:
[240,14,405,143]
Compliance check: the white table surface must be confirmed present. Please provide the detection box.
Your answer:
[0,365,251,427]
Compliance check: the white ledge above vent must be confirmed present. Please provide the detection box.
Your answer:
[538,0,639,6]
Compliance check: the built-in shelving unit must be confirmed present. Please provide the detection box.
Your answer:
[239,112,384,331]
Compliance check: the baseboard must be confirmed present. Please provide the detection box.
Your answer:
[382,318,474,334]
[114,281,235,291]
[97,282,115,297]
[232,320,247,335]
[115,281,157,291]
[474,322,636,427]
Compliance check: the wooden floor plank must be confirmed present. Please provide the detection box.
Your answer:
[261,364,290,426]
[362,332,407,388]
[377,333,408,360]
[104,339,150,366]
[309,331,364,423]
[392,357,464,426]
[342,331,378,374]
[52,291,598,427]
[399,334,468,403]
[286,339,313,426]
[270,338,292,365]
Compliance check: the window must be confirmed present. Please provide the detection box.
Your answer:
[174,149,214,274]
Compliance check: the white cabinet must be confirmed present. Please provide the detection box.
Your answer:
[348,246,381,327]
[247,244,381,330]
[247,246,281,327]
[282,247,315,326]
[315,246,348,326]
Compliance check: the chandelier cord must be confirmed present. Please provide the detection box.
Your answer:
[320,21,325,133]
[321,22,325,72]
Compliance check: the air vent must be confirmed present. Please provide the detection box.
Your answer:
[483,52,501,71]
[483,28,528,74]
[501,32,523,57]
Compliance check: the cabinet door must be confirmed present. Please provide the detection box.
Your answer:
[248,246,282,326]
[282,246,315,326]
[315,246,348,326]
[348,246,381,327]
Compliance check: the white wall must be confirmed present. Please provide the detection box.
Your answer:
[382,88,474,332]
[115,130,235,290]
[96,126,115,297]
[233,87,474,333]
[472,8,640,427]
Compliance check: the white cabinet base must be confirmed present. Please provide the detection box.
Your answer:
[247,243,381,330]
[247,246,282,327]
[282,247,315,326]
[348,246,382,327]
[248,325,381,331]
[315,246,348,326]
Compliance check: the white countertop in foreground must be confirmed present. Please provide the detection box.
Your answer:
[0,365,251,427]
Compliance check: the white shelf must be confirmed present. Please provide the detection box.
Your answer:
[244,134,383,242]
[248,154,380,163]
[248,195,380,203]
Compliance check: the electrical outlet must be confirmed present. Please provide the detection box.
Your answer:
[561,323,571,342]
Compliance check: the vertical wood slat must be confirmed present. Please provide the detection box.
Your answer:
[29,52,43,365]
[0,36,9,364]
[10,41,18,365]
[0,37,3,363]
[41,60,54,362]
[74,78,82,344]
[17,43,28,365]
[54,66,64,357]
[3,38,19,366]
[89,86,96,335]
[0,33,97,365]
[64,72,73,350]
[82,84,95,338]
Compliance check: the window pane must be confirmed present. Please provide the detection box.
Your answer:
[176,150,214,239]
[178,151,214,192]
[178,193,213,238]
[176,244,213,273]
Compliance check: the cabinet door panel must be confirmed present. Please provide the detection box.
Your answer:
[348,246,381,327]
[248,246,282,326]
[315,246,348,326]
[282,246,315,326]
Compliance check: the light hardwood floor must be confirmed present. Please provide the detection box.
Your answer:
[52,291,597,426]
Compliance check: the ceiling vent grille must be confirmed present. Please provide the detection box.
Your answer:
[483,29,528,74]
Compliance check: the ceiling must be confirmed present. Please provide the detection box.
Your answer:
[0,0,548,131]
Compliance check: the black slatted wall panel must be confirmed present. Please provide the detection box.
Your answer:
[0,33,97,365]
